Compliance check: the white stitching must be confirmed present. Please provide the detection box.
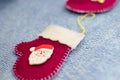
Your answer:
[13,37,71,80]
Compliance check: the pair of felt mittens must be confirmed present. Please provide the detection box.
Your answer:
[13,0,117,80]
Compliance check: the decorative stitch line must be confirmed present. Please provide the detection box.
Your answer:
[13,37,71,80]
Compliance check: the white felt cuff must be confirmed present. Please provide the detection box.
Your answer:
[39,25,85,49]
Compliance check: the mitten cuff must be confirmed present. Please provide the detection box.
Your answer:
[39,25,85,49]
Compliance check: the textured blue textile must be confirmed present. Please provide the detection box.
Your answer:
[0,0,120,80]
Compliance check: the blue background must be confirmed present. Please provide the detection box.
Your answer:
[0,0,120,80]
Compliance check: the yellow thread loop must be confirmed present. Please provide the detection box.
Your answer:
[77,13,95,34]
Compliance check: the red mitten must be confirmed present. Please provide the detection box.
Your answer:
[13,25,85,80]
[65,0,117,13]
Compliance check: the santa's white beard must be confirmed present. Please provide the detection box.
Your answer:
[29,50,52,65]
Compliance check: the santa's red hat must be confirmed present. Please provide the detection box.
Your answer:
[30,44,54,52]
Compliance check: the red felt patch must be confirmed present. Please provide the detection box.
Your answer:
[65,0,117,13]
[13,36,71,80]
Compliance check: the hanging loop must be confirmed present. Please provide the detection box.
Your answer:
[77,13,95,34]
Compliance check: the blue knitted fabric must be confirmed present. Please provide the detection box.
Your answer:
[0,0,120,80]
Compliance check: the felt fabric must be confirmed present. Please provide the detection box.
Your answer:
[13,36,71,79]
[66,0,117,13]
[0,0,120,80]
[39,25,85,49]
[13,25,84,79]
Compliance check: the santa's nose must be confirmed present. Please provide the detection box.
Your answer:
[40,52,42,54]
[38,51,42,54]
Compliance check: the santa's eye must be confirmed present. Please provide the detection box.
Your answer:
[38,50,41,53]
[42,51,45,53]
[46,51,50,53]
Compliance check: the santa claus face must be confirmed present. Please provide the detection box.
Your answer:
[34,48,53,57]
[29,44,54,65]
